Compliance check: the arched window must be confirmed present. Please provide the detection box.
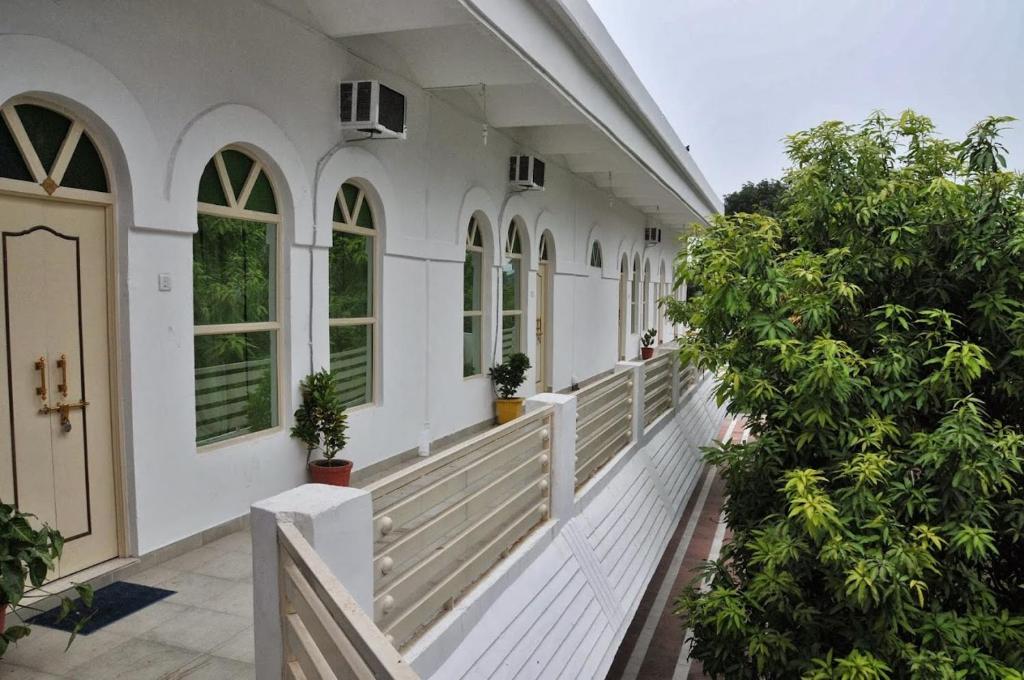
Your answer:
[589,241,603,269]
[194,147,280,446]
[330,181,378,408]
[642,260,652,333]
[464,216,485,377]
[0,102,109,194]
[502,220,525,359]
[630,254,640,334]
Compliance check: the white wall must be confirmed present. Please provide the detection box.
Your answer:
[0,0,686,554]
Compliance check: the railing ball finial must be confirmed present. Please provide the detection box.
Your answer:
[382,594,395,614]
[379,516,394,536]
[380,556,394,575]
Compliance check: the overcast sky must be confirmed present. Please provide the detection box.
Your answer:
[588,0,1024,199]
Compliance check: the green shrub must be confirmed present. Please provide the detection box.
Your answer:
[669,112,1024,678]
[490,353,531,399]
[291,369,348,463]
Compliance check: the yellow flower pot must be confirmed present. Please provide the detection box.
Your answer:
[495,398,524,424]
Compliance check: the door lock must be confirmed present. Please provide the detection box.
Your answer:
[39,400,89,433]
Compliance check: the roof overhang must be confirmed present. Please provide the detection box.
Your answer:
[266,0,722,228]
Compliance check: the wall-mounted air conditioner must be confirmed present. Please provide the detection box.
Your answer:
[509,155,545,191]
[644,226,662,245]
[339,80,407,140]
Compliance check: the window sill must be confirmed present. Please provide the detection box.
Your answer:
[197,424,285,454]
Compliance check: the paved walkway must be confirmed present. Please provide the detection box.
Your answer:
[605,415,745,680]
[1,531,255,679]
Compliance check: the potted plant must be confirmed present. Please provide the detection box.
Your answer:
[640,328,657,359]
[1,502,93,657]
[490,352,531,424]
[291,368,352,486]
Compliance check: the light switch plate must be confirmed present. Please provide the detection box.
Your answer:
[158,273,172,292]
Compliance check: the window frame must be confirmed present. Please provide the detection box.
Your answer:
[329,180,381,410]
[501,219,526,360]
[630,254,640,334]
[589,240,603,269]
[463,215,486,378]
[194,145,283,450]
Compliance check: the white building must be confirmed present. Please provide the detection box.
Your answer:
[1,0,722,676]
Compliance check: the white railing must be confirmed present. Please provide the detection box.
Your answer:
[643,353,673,429]
[277,521,419,680]
[574,370,634,489]
[365,406,554,649]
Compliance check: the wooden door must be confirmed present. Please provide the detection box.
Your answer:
[0,193,118,577]
[535,264,549,391]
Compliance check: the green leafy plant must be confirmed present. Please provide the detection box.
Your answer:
[291,369,348,464]
[0,503,94,657]
[490,353,531,399]
[641,328,658,349]
[669,112,1024,678]
[724,178,788,216]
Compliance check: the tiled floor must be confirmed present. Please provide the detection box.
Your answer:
[1,531,255,679]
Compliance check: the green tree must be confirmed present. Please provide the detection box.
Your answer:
[723,178,787,216]
[669,112,1024,679]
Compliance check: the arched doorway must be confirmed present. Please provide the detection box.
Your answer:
[0,100,120,576]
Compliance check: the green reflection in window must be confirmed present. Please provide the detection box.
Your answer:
[193,214,276,325]
[502,314,521,360]
[329,231,373,318]
[464,250,481,312]
[464,316,482,377]
[502,260,520,311]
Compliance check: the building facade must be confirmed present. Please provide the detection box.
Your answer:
[0,0,720,581]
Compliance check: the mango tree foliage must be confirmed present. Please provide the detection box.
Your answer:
[669,112,1024,679]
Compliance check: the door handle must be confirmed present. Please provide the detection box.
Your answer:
[34,356,47,403]
[56,353,69,398]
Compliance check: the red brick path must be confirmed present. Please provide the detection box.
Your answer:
[604,415,744,680]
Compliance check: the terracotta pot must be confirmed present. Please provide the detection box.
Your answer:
[495,398,524,424]
[309,459,353,486]
[641,347,655,360]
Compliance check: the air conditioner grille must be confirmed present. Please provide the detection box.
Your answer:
[355,81,372,121]
[533,159,545,187]
[339,83,354,123]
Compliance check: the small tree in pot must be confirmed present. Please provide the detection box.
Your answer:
[0,502,93,657]
[490,352,531,424]
[291,368,351,486]
[640,327,657,359]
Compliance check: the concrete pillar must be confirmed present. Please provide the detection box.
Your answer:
[616,361,645,444]
[251,484,374,680]
[525,393,577,527]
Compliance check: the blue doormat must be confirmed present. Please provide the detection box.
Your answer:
[28,581,175,635]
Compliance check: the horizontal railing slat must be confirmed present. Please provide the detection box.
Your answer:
[278,523,418,680]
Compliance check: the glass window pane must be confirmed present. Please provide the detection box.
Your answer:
[61,132,109,192]
[464,250,481,312]
[15,104,70,174]
[333,196,344,223]
[0,115,32,182]
[329,231,373,318]
[463,315,482,377]
[341,183,359,219]
[198,158,228,206]
[330,324,372,408]
[193,214,276,325]
[244,170,277,214]
[502,314,521,359]
[355,198,374,229]
[194,330,277,445]
[502,259,521,311]
[221,149,254,201]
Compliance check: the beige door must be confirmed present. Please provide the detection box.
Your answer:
[0,193,118,577]
[535,264,550,391]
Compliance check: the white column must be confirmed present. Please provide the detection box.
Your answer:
[525,393,577,527]
[616,360,645,444]
[251,484,375,680]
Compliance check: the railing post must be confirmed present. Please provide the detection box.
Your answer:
[616,361,644,444]
[525,393,576,526]
[251,484,374,680]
